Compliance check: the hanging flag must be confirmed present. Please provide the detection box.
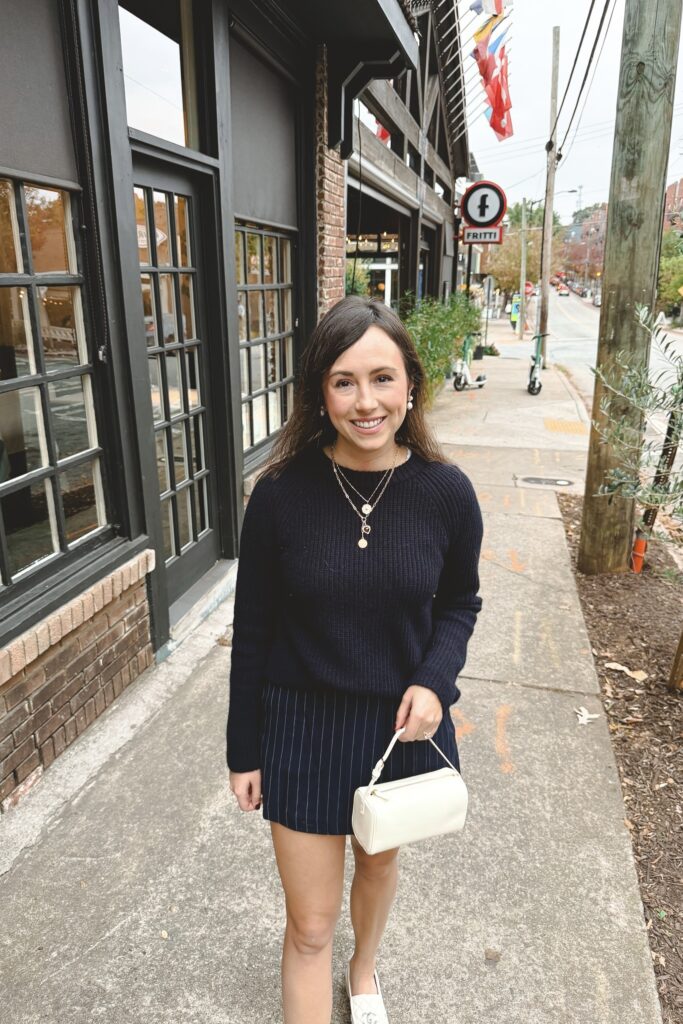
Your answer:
[488,24,510,56]
[486,44,513,140]
[473,11,506,45]
[470,5,514,141]
[470,0,506,12]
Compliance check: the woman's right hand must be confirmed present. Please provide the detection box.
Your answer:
[229,769,262,812]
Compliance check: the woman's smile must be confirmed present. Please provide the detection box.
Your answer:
[349,416,387,434]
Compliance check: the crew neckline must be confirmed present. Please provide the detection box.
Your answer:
[313,444,426,480]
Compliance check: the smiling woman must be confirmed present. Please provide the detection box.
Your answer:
[321,333,413,470]
[226,295,484,1024]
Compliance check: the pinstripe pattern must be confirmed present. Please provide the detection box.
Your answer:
[259,682,460,835]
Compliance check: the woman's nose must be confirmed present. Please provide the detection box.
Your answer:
[354,384,378,410]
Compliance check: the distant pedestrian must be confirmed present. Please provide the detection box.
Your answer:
[510,292,521,332]
[227,295,483,1024]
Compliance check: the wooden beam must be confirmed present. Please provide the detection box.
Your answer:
[364,80,420,150]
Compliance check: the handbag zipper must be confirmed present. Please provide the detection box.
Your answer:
[367,768,456,797]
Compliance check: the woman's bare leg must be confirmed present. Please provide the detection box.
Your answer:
[348,836,400,995]
[270,822,347,1024]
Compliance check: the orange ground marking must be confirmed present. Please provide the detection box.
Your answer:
[451,708,476,740]
[507,549,527,573]
[495,704,515,773]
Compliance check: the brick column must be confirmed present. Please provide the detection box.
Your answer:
[315,47,346,317]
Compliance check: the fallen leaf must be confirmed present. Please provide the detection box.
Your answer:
[604,662,648,682]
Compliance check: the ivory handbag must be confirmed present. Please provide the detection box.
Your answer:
[351,727,469,854]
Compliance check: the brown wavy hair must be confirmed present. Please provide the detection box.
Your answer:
[259,296,449,479]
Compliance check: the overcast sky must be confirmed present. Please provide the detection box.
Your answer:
[461,0,683,224]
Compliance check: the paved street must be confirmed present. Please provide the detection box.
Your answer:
[492,292,682,481]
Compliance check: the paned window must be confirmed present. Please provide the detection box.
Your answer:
[135,185,210,564]
[0,180,109,588]
[235,224,296,452]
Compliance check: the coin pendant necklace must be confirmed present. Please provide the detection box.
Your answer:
[329,443,407,549]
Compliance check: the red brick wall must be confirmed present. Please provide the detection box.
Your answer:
[0,550,155,812]
[316,47,346,317]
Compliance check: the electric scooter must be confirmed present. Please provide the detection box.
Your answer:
[453,332,487,392]
[527,332,548,395]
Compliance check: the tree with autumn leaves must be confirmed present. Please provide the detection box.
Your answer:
[480,202,564,297]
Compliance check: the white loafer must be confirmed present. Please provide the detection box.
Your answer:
[345,960,389,1024]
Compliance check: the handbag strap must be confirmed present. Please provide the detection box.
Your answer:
[368,726,459,786]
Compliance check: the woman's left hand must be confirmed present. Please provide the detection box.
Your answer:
[395,685,443,742]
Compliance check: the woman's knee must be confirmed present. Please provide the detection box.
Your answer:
[285,908,339,956]
[351,839,400,880]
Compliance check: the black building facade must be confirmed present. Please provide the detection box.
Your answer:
[0,0,468,806]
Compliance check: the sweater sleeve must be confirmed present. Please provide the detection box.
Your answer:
[409,470,483,706]
[226,474,278,772]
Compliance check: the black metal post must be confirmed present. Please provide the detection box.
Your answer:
[465,244,473,298]
[452,215,461,294]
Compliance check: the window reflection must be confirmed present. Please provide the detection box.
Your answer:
[60,460,101,543]
[25,186,72,274]
[118,1,199,149]
[134,187,150,265]
[0,387,48,482]
[38,286,84,369]
[48,376,93,461]
[179,274,195,339]
[175,196,191,265]
[0,181,21,274]
[141,273,157,346]
[155,429,170,493]
[177,488,191,548]
[3,479,58,576]
[158,274,177,344]
[0,288,35,380]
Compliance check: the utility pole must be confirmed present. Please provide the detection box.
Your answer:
[539,26,560,367]
[517,197,527,339]
[578,0,683,575]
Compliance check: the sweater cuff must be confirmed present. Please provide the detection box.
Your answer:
[226,684,262,772]
[408,670,457,708]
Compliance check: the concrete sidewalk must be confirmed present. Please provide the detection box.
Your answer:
[0,356,662,1024]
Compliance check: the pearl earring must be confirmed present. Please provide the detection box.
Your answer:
[407,393,414,410]
[320,406,326,417]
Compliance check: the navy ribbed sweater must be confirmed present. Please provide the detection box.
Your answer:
[226,445,484,772]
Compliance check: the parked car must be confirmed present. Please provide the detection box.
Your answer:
[558,284,570,296]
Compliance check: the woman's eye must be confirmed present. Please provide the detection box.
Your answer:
[335,376,393,388]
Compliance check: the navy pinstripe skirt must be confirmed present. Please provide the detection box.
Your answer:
[259,682,460,835]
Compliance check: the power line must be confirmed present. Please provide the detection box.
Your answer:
[559,0,619,169]
[550,0,598,141]
[558,0,615,156]
[474,102,683,159]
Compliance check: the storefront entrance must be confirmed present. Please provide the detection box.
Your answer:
[131,159,220,605]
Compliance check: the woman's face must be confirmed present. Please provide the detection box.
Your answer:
[321,325,412,459]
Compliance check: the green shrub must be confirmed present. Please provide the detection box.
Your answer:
[345,259,371,296]
[403,293,481,405]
